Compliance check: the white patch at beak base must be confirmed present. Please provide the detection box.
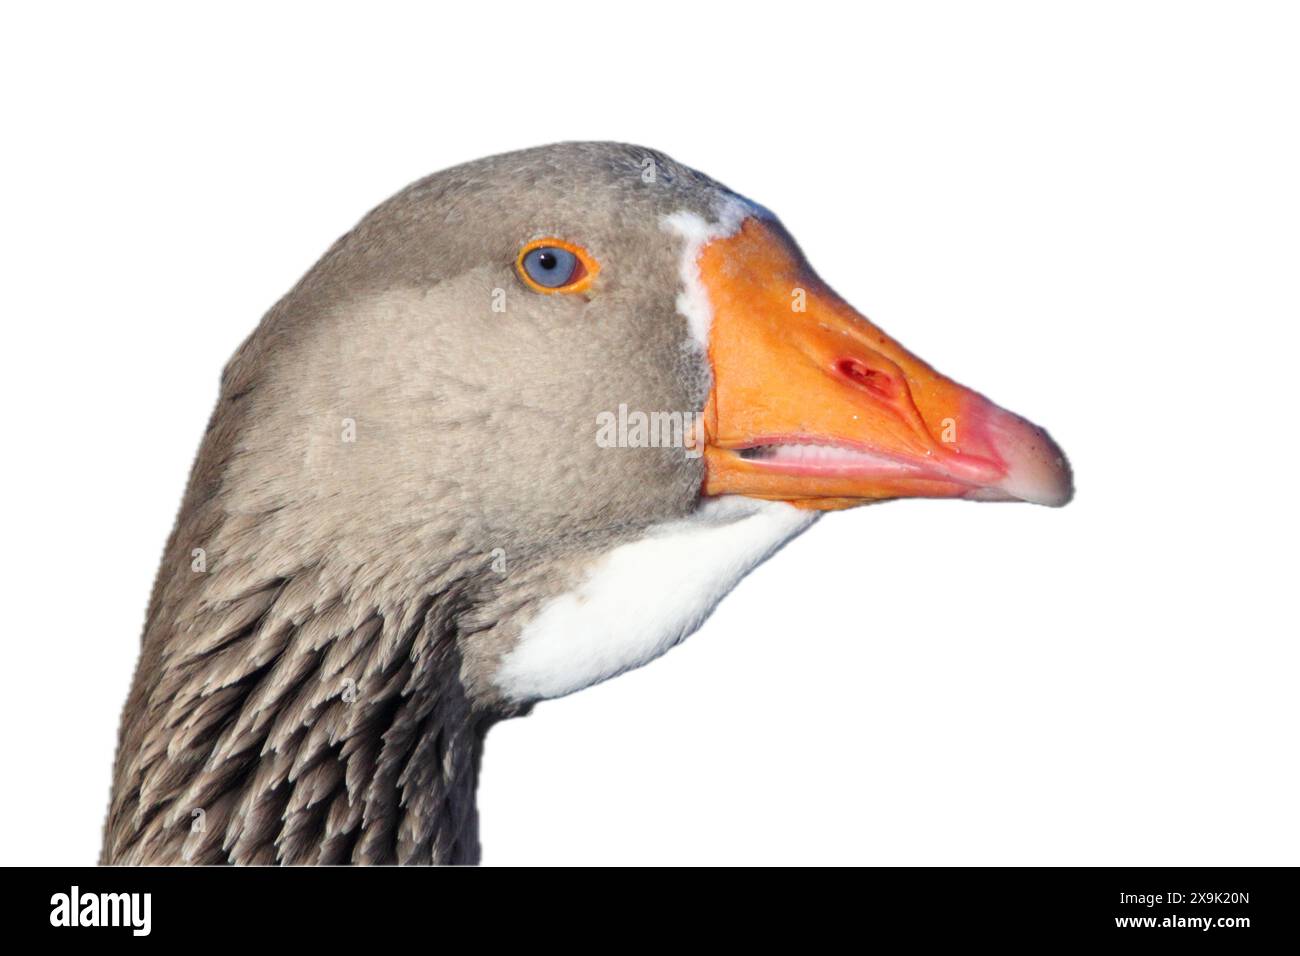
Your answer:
[660,195,760,350]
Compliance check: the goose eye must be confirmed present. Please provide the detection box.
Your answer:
[516,239,598,293]
[522,247,578,287]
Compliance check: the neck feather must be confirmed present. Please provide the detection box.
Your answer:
[103,561,513,865]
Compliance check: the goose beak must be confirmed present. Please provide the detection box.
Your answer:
[699,217,1072,511]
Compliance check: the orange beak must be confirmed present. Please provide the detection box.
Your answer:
[700,217,1072,510]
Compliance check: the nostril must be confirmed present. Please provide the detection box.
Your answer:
[836,358,895,399]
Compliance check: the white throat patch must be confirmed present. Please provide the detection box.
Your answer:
[494,497,817,702]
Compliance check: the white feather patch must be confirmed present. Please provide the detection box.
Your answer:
[494,497,817,702]
[660,196,760,349]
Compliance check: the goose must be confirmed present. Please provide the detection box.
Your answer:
[102,142,1072,865]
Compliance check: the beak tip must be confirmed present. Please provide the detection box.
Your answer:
[963,402,1072,508]
[994,427,1074,508]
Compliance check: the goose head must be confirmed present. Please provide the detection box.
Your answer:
[105,142,1071,865]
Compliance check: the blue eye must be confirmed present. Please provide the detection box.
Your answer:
[521,246,580,288]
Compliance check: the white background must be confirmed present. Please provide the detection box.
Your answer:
[2,2,1296,866]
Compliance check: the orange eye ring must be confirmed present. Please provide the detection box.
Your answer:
[515,237,600,294]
